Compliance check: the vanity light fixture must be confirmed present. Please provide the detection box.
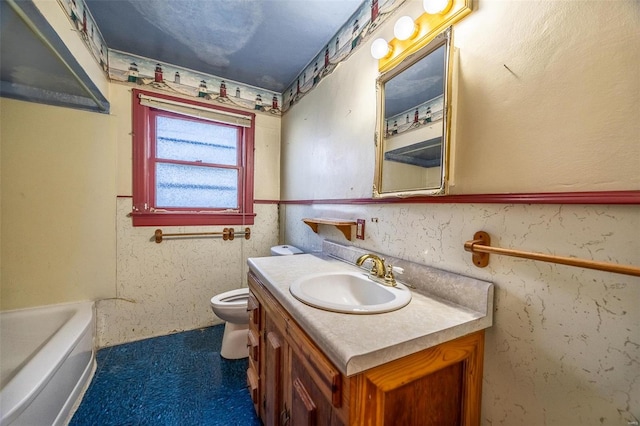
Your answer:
[393,16,418,41]
[375,0,472,72]
[423,0,453,15]
[370,38,392,59]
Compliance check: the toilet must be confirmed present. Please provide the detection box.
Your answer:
[210,245,303,359]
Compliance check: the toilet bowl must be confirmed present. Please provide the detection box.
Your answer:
[210,288,250,359]
[211,245,302,359]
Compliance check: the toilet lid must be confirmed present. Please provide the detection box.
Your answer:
[271,245,303,256]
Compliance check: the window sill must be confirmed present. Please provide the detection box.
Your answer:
[131,211,256,227]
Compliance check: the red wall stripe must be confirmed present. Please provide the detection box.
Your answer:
[277,190,640,205]
[119,191,640,205]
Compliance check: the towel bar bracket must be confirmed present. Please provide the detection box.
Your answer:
[464,231,490,267]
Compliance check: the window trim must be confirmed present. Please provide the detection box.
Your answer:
[131,89,255,226]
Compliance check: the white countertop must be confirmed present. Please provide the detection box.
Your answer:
[248,253,493,376]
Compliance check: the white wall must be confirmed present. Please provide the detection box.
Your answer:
[451,0,639,193]
[280,0,640,424]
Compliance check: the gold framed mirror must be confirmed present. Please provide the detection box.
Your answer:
[374,27,453,197]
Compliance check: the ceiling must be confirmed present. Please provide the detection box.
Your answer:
[85,0,364,93]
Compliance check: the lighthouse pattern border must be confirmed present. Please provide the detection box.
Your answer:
[57,0,109,72]
[57,0,406,116]
[108,50,283,115]
[282,0,405,113]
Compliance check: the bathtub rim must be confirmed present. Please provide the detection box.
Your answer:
[0,300,95,426]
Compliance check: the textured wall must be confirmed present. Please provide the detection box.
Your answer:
[96,200,278,347]
[281,202,639,425]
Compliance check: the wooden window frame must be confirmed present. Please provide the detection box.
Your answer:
[131,89,255,226]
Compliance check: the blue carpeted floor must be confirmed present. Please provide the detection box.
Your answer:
[70,325,262,425]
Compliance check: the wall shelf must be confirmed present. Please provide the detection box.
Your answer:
[302,218,357,241]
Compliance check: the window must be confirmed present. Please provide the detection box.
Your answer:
[131,89,255,226]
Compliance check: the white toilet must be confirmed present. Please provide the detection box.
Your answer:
[210,245,303,359]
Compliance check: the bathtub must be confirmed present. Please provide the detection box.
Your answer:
[0,301,95,426]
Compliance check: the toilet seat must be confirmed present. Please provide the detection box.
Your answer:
[210,288,250,326]
[210,288,249,309]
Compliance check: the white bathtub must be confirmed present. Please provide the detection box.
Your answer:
[0,301,95,426]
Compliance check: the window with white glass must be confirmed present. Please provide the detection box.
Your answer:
[131,89,255,226]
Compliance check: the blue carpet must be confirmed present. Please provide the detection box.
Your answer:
[70,325,262,425]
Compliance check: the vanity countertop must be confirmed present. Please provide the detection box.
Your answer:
[248,253,493,376]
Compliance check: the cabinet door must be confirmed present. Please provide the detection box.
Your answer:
[351,331,484,426]
[290,350,344,426]
[264,322,284,426]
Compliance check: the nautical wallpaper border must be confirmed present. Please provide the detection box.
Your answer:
[56,0,407,115]
[282,0,405,113]
[108,50,283,115]
[57,0,108,72]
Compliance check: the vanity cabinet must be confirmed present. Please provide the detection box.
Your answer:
[246,291,261,415]
[247,271,485,426]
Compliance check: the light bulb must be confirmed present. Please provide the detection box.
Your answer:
[423,0,452,14]
[370,38,391,59]
[394,16,417,41]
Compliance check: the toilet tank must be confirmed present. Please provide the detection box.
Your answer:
[270,245,303,256]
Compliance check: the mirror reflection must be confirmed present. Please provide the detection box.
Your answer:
[374,28,452,197]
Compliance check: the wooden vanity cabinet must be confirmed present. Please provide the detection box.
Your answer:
[246,291,261,416]
[248,272,345,425]
[247,271,485,426]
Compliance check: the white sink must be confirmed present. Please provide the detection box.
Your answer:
[289,271,412,314]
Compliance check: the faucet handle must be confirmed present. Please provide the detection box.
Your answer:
[384,263,396,286]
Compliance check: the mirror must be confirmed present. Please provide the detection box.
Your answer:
[374,27,452,197]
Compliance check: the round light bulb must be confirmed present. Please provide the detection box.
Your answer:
[394,16,417,41]
[423,0,452,14]
[370,38,390,59]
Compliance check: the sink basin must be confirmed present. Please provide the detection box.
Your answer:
[289,271,412,314]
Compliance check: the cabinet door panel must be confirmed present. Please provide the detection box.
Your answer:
[286,318,342,408]
[248,292,260,326]
[248,329,259,362]
[382,361,463,425]
[264,329,283,426]
[247,366,260,415]
[292,378,317,426]
[291,350,344,426]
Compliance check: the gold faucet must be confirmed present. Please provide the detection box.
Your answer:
[356,254,396,286]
